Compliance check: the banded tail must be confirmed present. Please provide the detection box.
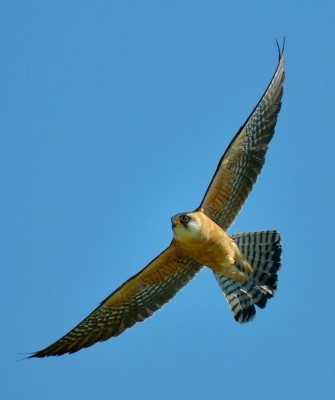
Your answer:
[214,231,282,323]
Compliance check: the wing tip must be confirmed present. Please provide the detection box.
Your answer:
[276,37,285,60]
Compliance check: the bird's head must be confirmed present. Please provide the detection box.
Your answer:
[171,212,202,242]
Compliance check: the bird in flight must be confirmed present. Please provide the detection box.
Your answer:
[30,47,285,358]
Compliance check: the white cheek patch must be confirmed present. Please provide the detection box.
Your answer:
[186,220,201,235]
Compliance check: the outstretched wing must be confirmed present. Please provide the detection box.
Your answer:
[30,246,202,357]
[198,51,285,231]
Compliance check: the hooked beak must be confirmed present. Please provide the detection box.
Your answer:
[171,216,178,229]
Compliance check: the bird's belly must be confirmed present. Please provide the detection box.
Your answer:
[177,234,235,271]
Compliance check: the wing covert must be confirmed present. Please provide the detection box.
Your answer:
[198,51,285,230]
[30,246,202,357]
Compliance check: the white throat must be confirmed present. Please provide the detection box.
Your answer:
[173,219,202,242]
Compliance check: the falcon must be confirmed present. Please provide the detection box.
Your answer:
[30,47,285,358]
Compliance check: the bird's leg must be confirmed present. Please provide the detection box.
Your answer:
[217,254,252,282]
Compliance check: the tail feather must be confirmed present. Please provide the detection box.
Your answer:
[214,231,282,323]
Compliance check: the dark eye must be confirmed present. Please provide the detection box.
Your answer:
[180,215,189,224]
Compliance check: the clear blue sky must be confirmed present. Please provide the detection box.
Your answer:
[2,1,335,399]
